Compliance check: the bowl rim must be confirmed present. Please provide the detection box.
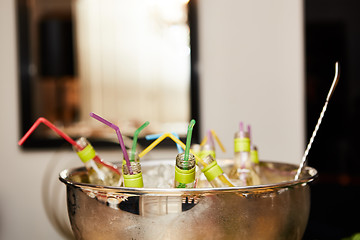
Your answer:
[59,159,318,195]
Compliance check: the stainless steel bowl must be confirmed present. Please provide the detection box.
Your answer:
[59,160,317,240]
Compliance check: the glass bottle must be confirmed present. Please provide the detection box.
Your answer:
[199,143,216,160]
[122,157,144,188]
[198,155,234,188]
[174,153,196,188]
[73,137,121,186]
[229,128,260,186]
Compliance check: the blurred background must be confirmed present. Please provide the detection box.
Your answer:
[0,0,359,239]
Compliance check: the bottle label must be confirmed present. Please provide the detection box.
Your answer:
[234,137,250,153]
[251,150,259,164]
[175,166,195,184]
[202,160,223,182]
[123,172,144,188]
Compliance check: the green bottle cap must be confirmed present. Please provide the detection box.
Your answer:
[123,172,144,188]
[234,137,250,153]
[201,160,223,182]
[251,149,259,164]
[199,150,216,160]
[76,144,96,163]
[175,166,195,184]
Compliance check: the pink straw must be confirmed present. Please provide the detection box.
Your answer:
[18,117,121,175]
[239,121,244,132]
[90,112,133,175]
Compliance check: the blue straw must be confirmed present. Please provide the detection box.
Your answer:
[146,132,183,153]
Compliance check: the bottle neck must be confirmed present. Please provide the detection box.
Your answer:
[199,144,216,160]
[123,161,142,175]
[176,153,196,170]
[74,137,96,163]
[199,155,224,182]
[175,153,196,188]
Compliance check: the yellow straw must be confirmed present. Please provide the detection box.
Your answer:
[218,175,234,187]
[139,132,234,187]
[211,129,226,152]
[200,135,208,146]
[139,132,207,167]
[199,130,226,153]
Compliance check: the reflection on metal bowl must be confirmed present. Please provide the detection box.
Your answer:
[59,159,317,240]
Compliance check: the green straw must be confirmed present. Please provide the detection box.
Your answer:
[184,119,196,162]
[130,121,150,161]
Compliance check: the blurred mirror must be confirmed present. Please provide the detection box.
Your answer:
[17,0,199,148]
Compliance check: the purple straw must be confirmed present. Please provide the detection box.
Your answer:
[208,130,215,148]
[90,112,133,175]
[239,121,244,132]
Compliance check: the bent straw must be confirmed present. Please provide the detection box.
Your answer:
[90,112,133,175]
[18,117,79,147]
[184,119,196,162]
[145,132,183,153]
[139,132,234,187]
[200,129,226,152]
[295,62,340,180]
[139,132,206,166]
[130,121,150,161]
[210,129,226,152]
[18,117,120,175]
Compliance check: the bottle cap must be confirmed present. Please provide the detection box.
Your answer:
[199,150,216,160]
[251,146,259,164]
[76,144,96,163]
[199,143,216,159]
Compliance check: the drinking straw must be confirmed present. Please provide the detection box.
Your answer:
[239,121,244,133]
[200,135,208,146]
[18,117,80,147]
[295,62,340,180]
[210,129,226,152]
[184,119,196,162]
[145,132,183,153]
[18,117,120,175]
[207,130,215,148]
[139,132,234,187]
[130,121,150,161]
[247,124,253,147]
[139,132,206,166]
[90,112,133,175]
[200,129,226,152]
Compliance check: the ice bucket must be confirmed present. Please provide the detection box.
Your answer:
[59,159,317,240]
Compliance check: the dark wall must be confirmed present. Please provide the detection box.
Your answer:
[304,0,360,239]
